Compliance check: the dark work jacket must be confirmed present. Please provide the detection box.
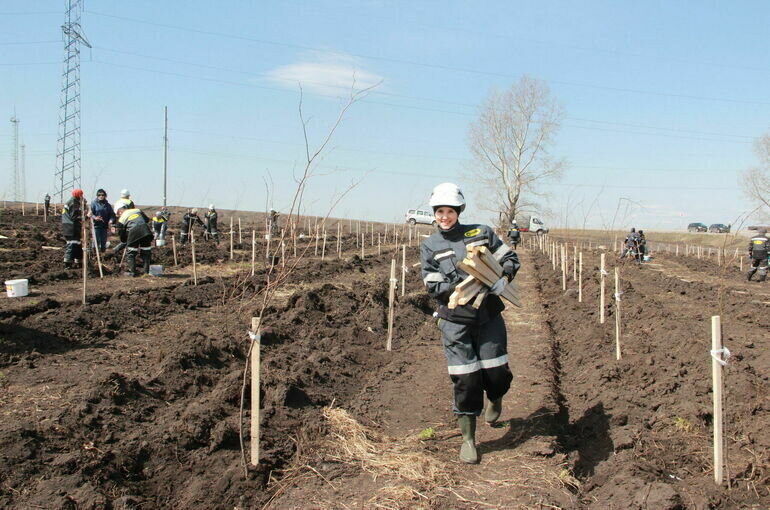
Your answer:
[748,234,769,260]
[508,228,521,242]
[205,211,218,232]
[420,223,520,325]
[117,208,153,246]
[90,199,116,229]
[181,213,204,234]
[62,197,84,239]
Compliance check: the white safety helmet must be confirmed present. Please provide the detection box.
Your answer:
[429,182,465,213]
[120,189,130,198]
[512,220,517,225]
[209,204,215,210]
[114,198,131,211]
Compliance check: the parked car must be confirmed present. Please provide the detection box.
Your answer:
[708,224,731,233]
[687,222,708,232]
[405,209,436,226]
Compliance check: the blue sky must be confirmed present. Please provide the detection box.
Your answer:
[2,1,769,230]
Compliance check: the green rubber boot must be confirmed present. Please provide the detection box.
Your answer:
[485,397,503,424]
[457,415,478,464]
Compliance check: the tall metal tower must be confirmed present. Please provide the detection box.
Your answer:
[54,0,91,203]
[10,115,19,201]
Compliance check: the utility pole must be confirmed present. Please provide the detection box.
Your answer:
[163,106,168,207]
[54,0,91,204]
[20,142,26,203]
[10,114,19,201]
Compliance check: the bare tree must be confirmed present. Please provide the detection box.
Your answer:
[742,132,770,222]
[468,75,565,229]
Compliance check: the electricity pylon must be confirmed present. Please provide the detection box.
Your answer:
[54,0,91,203]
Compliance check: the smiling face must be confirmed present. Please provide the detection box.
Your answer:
[434,206,458,230]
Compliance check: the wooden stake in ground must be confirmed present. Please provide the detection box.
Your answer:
[43,201,47,223]
[573,246,577,281]
[81,198,88,305]
[578,252,583,303]
[314,225,319,256]
[238,218,242,245]
[361,233,365,259]
[89,219,104,279]
[191,229,198,286]
[280,230,286,267]
[561,245,567,291]
[711,315,725,485]
[230,217,234,260]
[321,231,327,261]
[600,253,606,324]
[401,244,406,297]
[614,267,621,360]
[386,259,396,351]
[251,230,256,276]
[337,223,341,258]
[378,233,381,255]
[250,317,261,466]
[172,234,178,266]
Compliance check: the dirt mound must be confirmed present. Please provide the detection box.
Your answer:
[532,250,769,508]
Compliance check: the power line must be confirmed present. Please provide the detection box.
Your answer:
[86,9,770,107]
[92,45,756,141]
[0,40,60,45]
[88,59,753,146]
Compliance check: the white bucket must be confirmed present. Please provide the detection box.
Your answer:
[156,239,166,247]
[5,279,29,298]
[149,265,163,276]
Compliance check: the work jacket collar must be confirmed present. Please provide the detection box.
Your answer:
[438,221,465,241]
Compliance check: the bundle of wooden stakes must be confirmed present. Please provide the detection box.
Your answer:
[449,246,521,309]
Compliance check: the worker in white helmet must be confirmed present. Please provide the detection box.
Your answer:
[420,182,520,464]
[204,204,219,243]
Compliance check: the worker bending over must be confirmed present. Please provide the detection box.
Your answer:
[116,205,154,277]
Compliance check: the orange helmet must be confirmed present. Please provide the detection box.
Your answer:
[72,189,84,199]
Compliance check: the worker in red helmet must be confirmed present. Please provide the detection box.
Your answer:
[62,189,86,268]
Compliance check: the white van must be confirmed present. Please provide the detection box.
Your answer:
[405,209,436,226]
[516,215,549,234]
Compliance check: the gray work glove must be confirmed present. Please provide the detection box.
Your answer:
[489,277,506,296]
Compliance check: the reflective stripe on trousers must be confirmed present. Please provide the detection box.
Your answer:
[438,314,513,415]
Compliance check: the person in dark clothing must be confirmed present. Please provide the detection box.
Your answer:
[638,230,647,262]
[622,228,642,262]
[507,221,521,249]
[90,189,116,252]
[116,205,154,277]
[420,182,519,464]
[268,208,280,237]
[204,204,219,243]
[44,193,51,215]
[62,189,86,268]
[747,228,769,282]
[179,208,204,246]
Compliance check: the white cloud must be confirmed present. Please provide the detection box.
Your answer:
[265,51,383,97]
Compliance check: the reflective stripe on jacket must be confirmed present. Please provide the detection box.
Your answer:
[420,223,520,325]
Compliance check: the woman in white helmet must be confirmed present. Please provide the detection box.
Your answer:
[420,182,520,464]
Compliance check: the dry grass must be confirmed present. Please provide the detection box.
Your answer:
[322,407,449,486]
[551,228,749,250]
[264,407,573,509]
